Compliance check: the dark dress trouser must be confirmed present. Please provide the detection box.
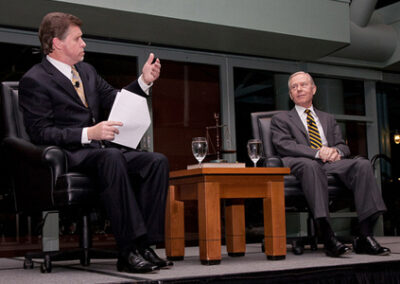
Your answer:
[70,146,169,249]
[282,157,386,222]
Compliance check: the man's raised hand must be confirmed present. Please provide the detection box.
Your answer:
[142,53,161,85]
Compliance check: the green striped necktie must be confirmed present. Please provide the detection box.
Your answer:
[305,109,322,149]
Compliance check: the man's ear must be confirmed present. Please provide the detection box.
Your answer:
[312,85,317,96]
[52,37,62,50]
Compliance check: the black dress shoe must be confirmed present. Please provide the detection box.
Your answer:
[117,250,159,273]
[353,236,391,256]
[139,247,173,269]
[324,236,351,257]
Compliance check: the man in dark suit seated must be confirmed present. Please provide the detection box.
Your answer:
[19,12,171,273]
[270,71,390,257]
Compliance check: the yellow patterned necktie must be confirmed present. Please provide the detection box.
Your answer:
[305,109,322,149]
[71,66,88,108]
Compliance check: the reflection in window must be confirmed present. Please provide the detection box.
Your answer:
[338,121,368,157]
[152,60,220,171]
[85,52,138,89]
[0,43,42,82]
[376,82,400,236]
[234,68,278,165]
[377,82,400,183]
[313,78,365,116]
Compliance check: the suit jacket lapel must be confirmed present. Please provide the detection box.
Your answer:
[315,108,328,137]
[41,58,86,106]
[288,108,309,140]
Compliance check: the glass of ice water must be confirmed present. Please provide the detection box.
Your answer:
[192,137,208,164]
[247,139,262,167]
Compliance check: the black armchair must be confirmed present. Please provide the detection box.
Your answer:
[1,81,117,273]
[251,111,354,254]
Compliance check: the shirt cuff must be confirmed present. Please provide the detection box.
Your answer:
[315,150,320,159]
[81,127,91,144]
[138,74,152,95]
[335,147,344,157]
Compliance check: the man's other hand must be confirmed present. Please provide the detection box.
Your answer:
[87,121,123,141]
[142,53,161,85]
[319,146,341,163]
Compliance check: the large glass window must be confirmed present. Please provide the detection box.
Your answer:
[85,52,138,89]
[0,43,42,82]
[376,82,400,235]
[233,68,277,165]
[313,78,365,116]
[152,60,220,171]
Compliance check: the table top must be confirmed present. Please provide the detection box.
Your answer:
[170,167,290,179]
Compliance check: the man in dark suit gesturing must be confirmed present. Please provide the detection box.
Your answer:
[19,12,171,273]
[270,71,390,257]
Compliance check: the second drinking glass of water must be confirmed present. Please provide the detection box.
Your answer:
[247,139,262,167]
[192,137,208,165]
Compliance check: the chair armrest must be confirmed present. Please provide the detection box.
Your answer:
[262,156,284,167]
[351,155,367,160]
[2,137,69,210]
[2,137,67,179]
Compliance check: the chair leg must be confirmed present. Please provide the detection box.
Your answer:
[78,213,118,266]
[307,215,318,250]
[79,214,91,266]
[23,212,118,273]
[291,238,304,255]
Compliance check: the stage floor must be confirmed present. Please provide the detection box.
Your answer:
[1,237,400,284]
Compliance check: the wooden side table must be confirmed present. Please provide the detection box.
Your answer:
[165,167,290,265]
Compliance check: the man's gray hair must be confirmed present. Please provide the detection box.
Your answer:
[287,71,315,90]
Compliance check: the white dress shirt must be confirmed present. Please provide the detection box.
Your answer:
[295,105,328,159]
[294,105,343,159]
[294,105,327,146]
[46,55,151,144]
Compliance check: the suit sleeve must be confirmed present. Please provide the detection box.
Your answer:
[270,114,318,159]
[327,114,351,157]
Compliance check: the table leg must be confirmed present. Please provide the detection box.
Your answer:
[197,182,221,265]
[165,185,185,260]
[263,180,286,260]
[225,199,246,256]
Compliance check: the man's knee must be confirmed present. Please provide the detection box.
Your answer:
[287,158,324,180]
[301,159,323,173]
[152,152,169,170]
[354,158,373,173]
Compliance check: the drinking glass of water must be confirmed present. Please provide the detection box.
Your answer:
[247,139,262,167]
[192,137,208,165]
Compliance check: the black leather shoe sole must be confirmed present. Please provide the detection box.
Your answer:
[325,246,351,257]
[353,237,391,256]
[167,256,184,261]
[140,248,174,269]
[267,255,286,260]
[117,258,158,273]
[354,247,391,256]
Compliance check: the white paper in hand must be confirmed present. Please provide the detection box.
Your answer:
[108,89,151,149]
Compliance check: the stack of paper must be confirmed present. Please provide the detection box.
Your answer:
[108,89,151,149]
